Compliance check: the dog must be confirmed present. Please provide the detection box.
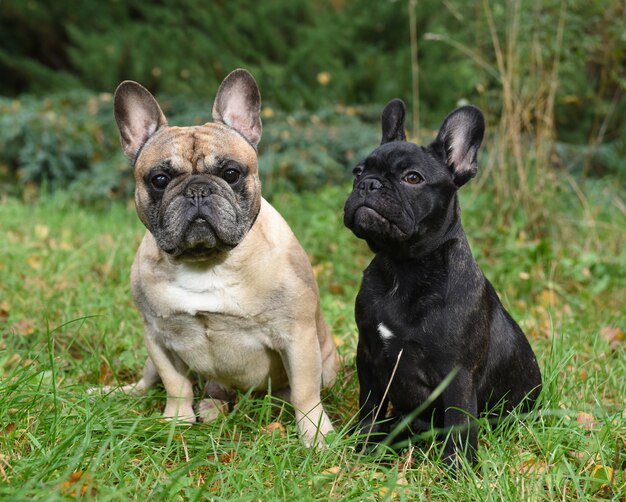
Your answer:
[343,99,541,464]
[104,69,339,447]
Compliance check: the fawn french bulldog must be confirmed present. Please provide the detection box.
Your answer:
[103,69,339,447]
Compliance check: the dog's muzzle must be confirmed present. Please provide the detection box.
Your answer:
[356,177,383,197]
[184,182,218,223]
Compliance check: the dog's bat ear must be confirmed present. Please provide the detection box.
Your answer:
[114,81,168,162]
[430,105,485,187]
[212,69,262,148]
[380,99,407,144]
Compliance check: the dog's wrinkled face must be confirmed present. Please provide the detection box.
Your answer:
[114,70,263,260]
[344,99,484,255]
[132,124,260,259]
[344,142,457,249]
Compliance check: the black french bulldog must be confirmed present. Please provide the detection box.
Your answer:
[344,99,542,465]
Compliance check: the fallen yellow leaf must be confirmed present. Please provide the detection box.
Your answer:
[537,289,557,307]
[10,319,35,336]
[34,224,49,240]
[591,464,613,481]
[323,466,340,476]
[26,255,42,270]
[0,301,9,319]
[576,411,598,429]
[515,454,548,476]
[58,471,96,497]
[600,325,625,350]
[332,335,345,347]
[317,71,332,86]
[0,423,15,435]
[263,422,286,437]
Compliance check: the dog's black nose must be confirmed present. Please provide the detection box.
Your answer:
[184,183,211,199]
[357,177,383,195]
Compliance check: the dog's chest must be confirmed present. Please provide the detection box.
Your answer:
[364,274,443,337]
[158,265,250,317]
[357,279,450,407]
[139,263,287,389]
[357,261,450,364]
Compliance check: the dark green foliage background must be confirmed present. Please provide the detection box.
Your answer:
[0,0,624,199]
[0,93,380,200]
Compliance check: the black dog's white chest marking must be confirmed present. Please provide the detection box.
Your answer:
[377,322,395,344]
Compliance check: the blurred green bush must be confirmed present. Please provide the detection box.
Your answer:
[1,1,623,139]
[0,93,379,200]
[0,0,624,197]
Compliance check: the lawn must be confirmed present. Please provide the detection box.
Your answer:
[0,176,625,500]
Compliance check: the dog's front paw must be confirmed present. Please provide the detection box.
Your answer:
[298,411,334,448]
[163,402,196,423]
[196,398,229,423]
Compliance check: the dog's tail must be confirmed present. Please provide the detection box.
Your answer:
[88,356,160,395]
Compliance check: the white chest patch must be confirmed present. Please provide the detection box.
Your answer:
[161,264,246,317]
[377,322,394,342]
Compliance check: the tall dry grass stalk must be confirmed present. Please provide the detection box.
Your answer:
[424,0,567,233]
[408,0,420,139]
[482,0,565,213]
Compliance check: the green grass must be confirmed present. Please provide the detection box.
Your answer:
[1,179,625,500]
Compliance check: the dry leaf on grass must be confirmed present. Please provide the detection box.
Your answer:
[9,319,35,336]
[332,335,345,347]
[262,422,286,437]
[328,283,345,295]
[576,411,599,429]
[600,325,625,350]
[515,454,549,477]
[207,451,237,464]
[26,255,43,270]
[322,466,341,476]
[0,301,9,319]
[537,289,558,307]
[34,224,50,240]
[307,465,341,487]
[98,360,112,385]
[377,471,409,500]
[589,464,615,497]
[0,423,15,436]
[58,471,96,497]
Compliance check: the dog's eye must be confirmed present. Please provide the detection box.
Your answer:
[222,168,241,184]
[403,172,424,185]
[353,166,364,179]
[151,174,170,190]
